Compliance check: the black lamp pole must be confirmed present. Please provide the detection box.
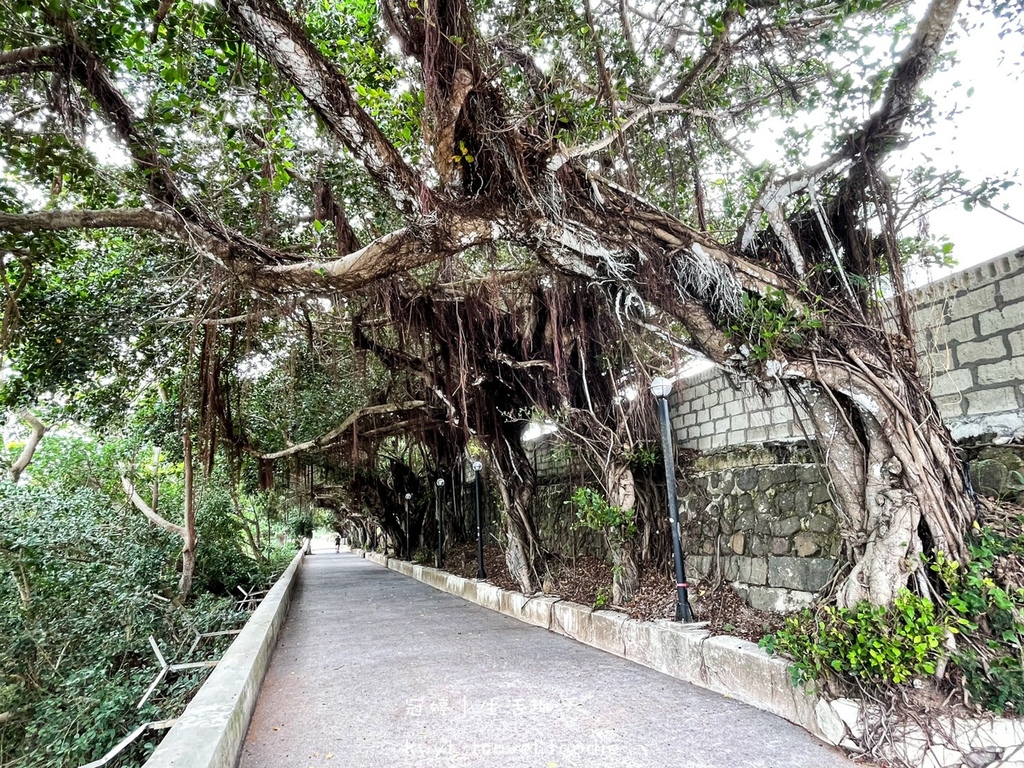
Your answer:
[652,376,694,622]
[404,492,413,559]
[472,461,486,579]
[435,477,445,568]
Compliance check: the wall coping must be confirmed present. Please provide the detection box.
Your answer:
[143,544,306,768]
[354,548,1024,768]
[914,246,1024,303]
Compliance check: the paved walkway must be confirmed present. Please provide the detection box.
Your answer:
[240,546,854,768]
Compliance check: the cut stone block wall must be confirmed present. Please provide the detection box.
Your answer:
[914,249,1024,440]
[669,369,811,453]
[672,247,1024,451]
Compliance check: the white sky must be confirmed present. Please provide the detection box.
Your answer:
[907,14,1024,281]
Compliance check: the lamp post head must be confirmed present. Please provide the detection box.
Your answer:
[471,460,483,472]
[436,478,445,488]
[404,493,412,500]
[650,376,674,399]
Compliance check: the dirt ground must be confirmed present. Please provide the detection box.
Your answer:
[439,499,1024,644]
[442,542,785,642]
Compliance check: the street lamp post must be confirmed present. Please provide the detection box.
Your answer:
[435,477,445,568]
[404,492,413,559]
[471,460,486,579]
[651,376,694,622]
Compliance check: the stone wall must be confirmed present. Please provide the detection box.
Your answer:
[521,433,608,560]
[672,247,1024,610]
[672,247,1024,452]
[669,370,810,453]
[681,445,838,611]
[533,483,607,561]
[914,249,1024,440]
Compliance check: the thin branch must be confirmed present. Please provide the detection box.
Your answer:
[565,103,711,159]
[7,410,46,483]
[121,476,187,538]
[264,215,496,290]
[664,9,738,102]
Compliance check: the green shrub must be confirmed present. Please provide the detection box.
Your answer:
[193,489,264,596]
[932,526,1024,714]
[726,288,824,361]
[761,522,1023,713]
[290,512,315,542]
[0,481,274,767]
[568,487,636,540]
[761,589,961,686]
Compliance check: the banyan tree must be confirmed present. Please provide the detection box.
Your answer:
[0,0,1005,606]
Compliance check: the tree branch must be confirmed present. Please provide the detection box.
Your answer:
[259,400,426,459]
[121,476,187,538]
[0,46,60,66]
[44,11,302,270]
[565,103,712,160]
[263,214,497,290]
[222,0,425,215]
[858,0,961,164]
[0,208,189,237]
[7,410,46,483]
[664,9,737,102]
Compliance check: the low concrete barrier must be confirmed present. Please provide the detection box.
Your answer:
[143,545,306,768]
[353,548,1024,768]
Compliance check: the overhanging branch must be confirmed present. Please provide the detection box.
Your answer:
[259,400,427,459]
[263,215,497,291]
[222,0,424,215]
[122,477,187,538]
[0,208,190,237]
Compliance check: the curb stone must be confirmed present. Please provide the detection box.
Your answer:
[143,544,306,768]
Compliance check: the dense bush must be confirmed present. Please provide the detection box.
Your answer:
[762,519,1024,714]
[935,525,1024,714]
[761,589,963,686]
[0,476,289,766]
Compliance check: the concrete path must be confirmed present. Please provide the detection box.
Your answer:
[240,547,855,768]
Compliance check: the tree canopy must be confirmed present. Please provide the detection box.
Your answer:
[1,0,1019,608]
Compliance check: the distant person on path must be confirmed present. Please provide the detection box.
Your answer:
[334,533,341,553]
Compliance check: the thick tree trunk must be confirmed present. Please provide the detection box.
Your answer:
[491,442,543,593]
[179,432,198,603]
[796,354,972,607]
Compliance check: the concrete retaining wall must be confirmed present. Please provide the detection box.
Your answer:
[143,546,306,768]
[357,548,1024,768]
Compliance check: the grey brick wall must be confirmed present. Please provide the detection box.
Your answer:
[670,371,811,453]
[673,247,1024,451]
[914,248,1024,440]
